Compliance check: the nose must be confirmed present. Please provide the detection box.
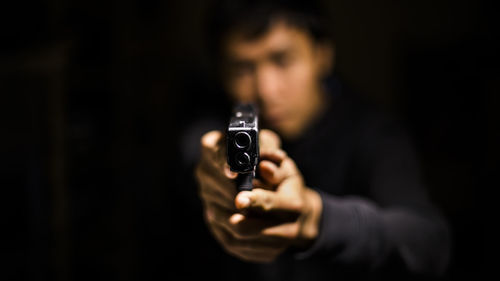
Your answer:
[254,64,281,105]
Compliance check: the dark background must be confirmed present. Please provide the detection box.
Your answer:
[1,0,497,280]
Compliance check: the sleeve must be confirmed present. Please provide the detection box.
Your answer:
[295,115,452,277]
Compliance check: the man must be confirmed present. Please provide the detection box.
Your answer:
[179,0,451,280]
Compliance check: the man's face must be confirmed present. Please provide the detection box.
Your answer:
[221,21,333,140]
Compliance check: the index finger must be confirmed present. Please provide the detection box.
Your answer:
[201,130,223,156]
[259,129,281,153]
[200,130,237,179]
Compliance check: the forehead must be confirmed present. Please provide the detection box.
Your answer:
[223,21,313,60]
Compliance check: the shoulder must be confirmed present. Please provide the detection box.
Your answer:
[338,87,409,141]
[330,82,415,160]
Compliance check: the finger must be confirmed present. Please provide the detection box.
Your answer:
[259,129,281,152]
[261,221,300,240]
[224,163,238,179]
[210,213,285,246]
[195,164,237,200]
[236,189,303,213]
[200,130,229,171]
[211,224,284,263]
[259,149,287,165]
[212,213,260,240]
[226,213,275,239]
[199,182,235,211]
[228,213,290,240]
[261,156,304,195]
[252,178,274,190]
[230,249,282,264]
[228,214,301,242]
[211,218,287,250]
[226,245,284,264]
[204,203,233,231]
[195,147,228,182]
[258,160,286,186]
[195,159,229,185]
[198,145,238,183]
[200,130,223,155]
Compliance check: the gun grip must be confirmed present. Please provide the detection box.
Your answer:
[236,173,253,192]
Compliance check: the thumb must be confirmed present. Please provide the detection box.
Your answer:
[235,189,301,214]
[259,129,281,153]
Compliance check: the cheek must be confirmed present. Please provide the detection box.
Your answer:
[282,62,317,106]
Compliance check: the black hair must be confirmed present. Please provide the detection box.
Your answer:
[204,0,333,64]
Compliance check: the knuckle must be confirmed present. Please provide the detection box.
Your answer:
[262,195,274,211]
[227,221,253,240]
[229,228,248,240]
[194,166,203,180]
[254,189,273,211]
[289,224,300,239]
[289,198,305,212]
[201,130,221,147]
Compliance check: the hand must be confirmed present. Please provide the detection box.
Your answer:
[195,129,322,263]
[195,129,287,262]
[195,130,237,213]
[195,129,282,212]
[232,148,323,256]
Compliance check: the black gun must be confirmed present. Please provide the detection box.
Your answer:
[226,103,259,191]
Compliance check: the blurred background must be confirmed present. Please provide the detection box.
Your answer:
[1,0,497,280]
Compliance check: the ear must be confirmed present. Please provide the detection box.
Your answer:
[315,41,335,78]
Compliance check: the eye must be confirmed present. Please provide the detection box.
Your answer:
[230,61,254,77]
[271,52,292,68]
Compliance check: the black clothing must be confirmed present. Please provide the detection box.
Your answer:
[176,78,451,281]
